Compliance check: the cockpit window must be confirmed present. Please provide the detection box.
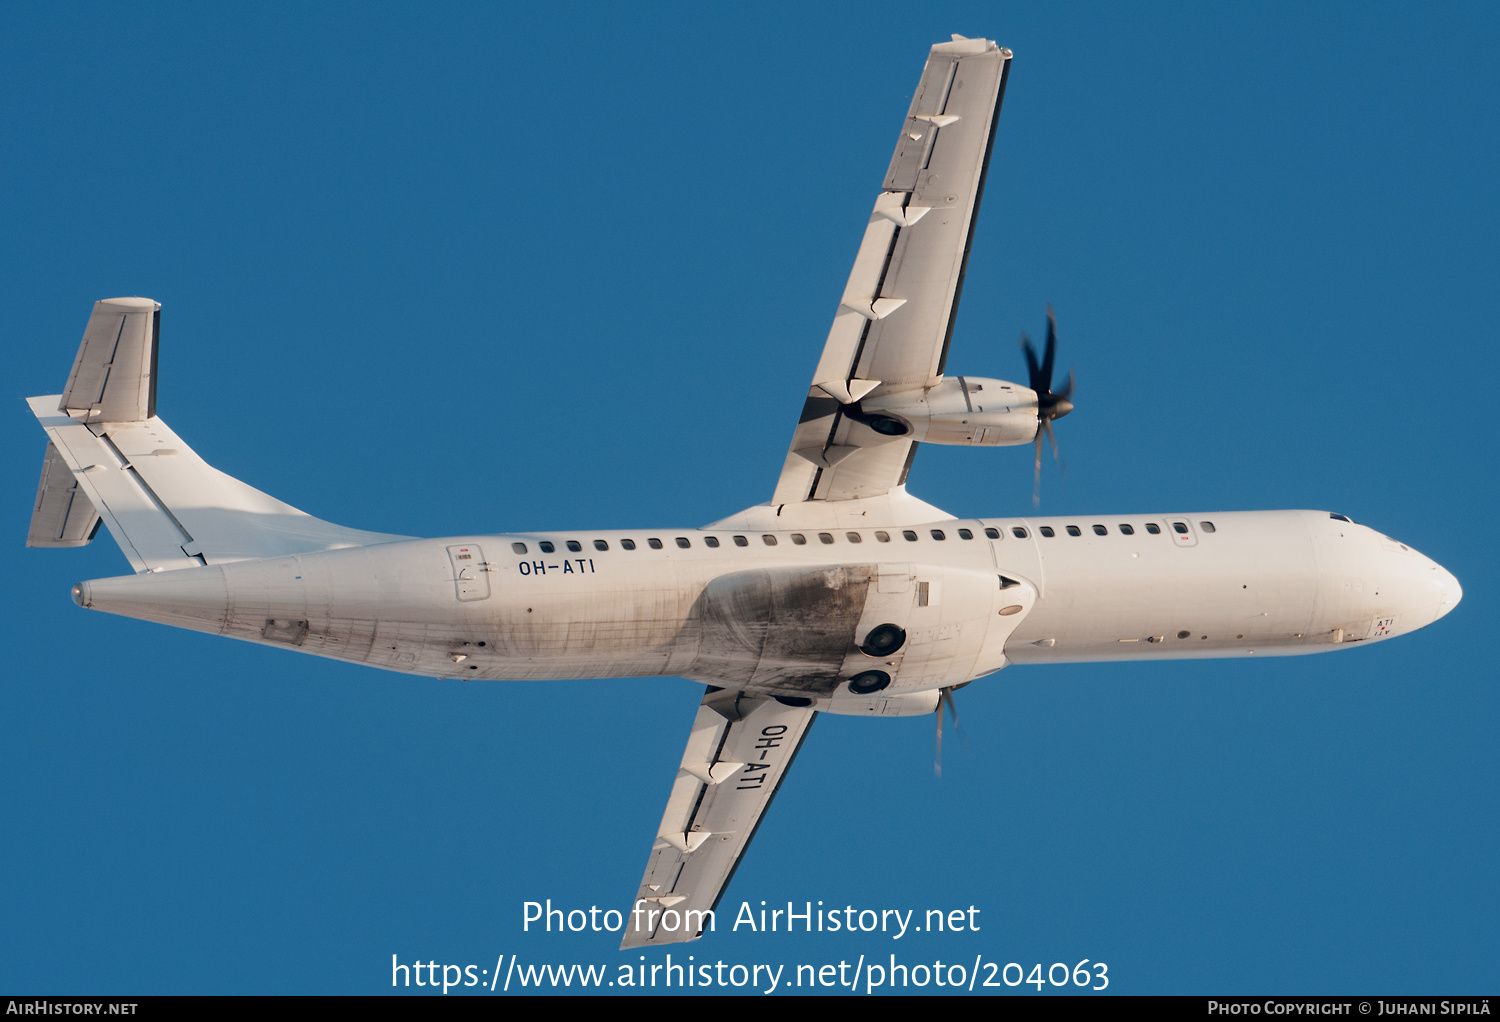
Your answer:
[1330,513,1352,523]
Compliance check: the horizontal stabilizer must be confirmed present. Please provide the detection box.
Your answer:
[28,441,102,548]
[27,298,408,572]
[29,396,406,572]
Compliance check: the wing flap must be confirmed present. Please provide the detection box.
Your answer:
[621,688,817,948]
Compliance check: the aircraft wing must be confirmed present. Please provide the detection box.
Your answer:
[620,688,816,948]
[772,36,1011,505]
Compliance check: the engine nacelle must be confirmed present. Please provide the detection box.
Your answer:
[820,688,942,717]
[854,376,1038,446]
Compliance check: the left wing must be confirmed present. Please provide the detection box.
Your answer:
[773,36,1011,505]
[621,688,817,948]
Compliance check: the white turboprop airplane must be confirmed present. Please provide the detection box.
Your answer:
[26,36,1461,951]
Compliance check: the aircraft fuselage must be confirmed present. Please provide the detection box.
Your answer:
[72,508,1459,714]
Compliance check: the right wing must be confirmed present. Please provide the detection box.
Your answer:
[620,688,817,948]
[772,36,1011,506]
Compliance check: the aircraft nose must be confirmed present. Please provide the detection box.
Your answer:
[1432,562,1462,621]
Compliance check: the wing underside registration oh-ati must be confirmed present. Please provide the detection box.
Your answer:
[24,34,1461,952]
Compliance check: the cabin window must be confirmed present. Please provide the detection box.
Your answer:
[733,535,749,547]
[818,533,835,544]
[621,539,636,550]
[875,531,891,542]
[790,533,807,545]
[647,538,663,549]
[593,539,609,551]
[1039,526,1055,538]
[704,536,720,548]
[931,530,946,540]
[1092,525,1108,536]
[762,535,777,546]
[539,541,556,553]
[1172,522,1189,535]
[1118,524,1134,536]
[1065,526,1081,537]
[566,540,583,552]
[1011,526,1028,539]
[903,530,918,541]
[846,532,862,543]
[675,537,691,548]
[1200,521,1217,533]
[512,542,527,554]
[984,527,1000,539]
[1144,523,1161,535]
[958,528,974,540]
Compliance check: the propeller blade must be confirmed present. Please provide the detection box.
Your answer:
[1039,306,1057,393]
[934,692,945,777]
[1055,368,1075,402]
[934,686,961,777]
[1020,332,1041,391]
[1033,430,1044,507]
[1021,306,1074,508]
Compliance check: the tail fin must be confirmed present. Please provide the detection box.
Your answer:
[27,297,408,573]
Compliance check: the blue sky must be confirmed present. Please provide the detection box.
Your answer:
[3,2,1496,995]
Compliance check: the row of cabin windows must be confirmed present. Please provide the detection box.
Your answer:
[1032,521,1216,538]
[507,521,1217,555]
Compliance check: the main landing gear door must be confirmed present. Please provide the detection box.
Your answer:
[447,544,491,601]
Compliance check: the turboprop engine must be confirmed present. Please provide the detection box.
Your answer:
[847,375,1040,446]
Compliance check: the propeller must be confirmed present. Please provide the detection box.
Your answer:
[934,686,960,777]
[1020,305,1075,507]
